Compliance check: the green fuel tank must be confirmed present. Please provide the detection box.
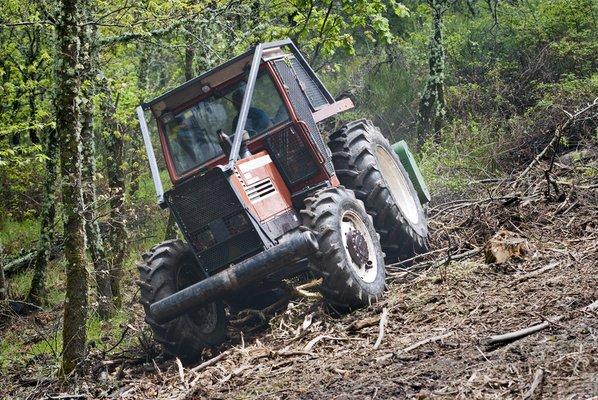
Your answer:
[392,140,431,205]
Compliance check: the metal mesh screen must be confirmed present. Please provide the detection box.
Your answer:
[273,59,334,175]
[198,230,263,271]
[290,58,328,110]
[165,169,241,233]
[165,169,262,273]
[266,127,319,185]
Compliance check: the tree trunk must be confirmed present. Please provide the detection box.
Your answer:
[29,94,40,144]
[184,44,195,81]
[129,46,149,196]
[56,0,88,376]
[27,127,59,306]
[417,0,446,147]
[80,18,114,320]
[99,78,128,309]
[0,243,7,301]
[164,212,178,240]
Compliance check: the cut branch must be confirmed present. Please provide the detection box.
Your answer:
[373,308,388,350]
[513,261,559,284]
[483,316,563,347]
[400,332,453,353]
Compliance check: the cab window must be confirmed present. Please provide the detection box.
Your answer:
[163,72,290,175]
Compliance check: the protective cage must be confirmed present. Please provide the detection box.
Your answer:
[272,57,335,176]
[265,125,320,186]
[164,168,263,275]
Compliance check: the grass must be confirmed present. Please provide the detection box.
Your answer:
[0,218,40,255]
[0,173,167,375]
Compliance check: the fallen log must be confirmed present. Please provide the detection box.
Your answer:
[483,316,563,347]
[2,243,63,277]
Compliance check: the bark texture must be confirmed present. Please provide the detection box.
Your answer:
[27,127,59,306]
[99,78,128,308]
[80,18,114,320]
[417,0,447,147]
[129,45,149,196]
[56,0,88,376]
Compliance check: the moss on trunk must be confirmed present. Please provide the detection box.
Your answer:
[417,0,447,147]
[99,77,128,309]
[56,0,88,376]
[80,16,115,320]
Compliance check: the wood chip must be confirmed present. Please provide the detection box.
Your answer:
[373,308,388,350]
[523,368,544,400]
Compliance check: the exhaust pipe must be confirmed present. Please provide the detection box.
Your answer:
[150,231,319,324]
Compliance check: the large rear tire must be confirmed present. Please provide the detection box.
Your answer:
[328,120,429,260]
[137,240,226,362]
[301,187,386,309]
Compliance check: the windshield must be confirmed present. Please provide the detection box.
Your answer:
[163,72,290,175]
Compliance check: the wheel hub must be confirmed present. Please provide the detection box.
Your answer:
[346,228,369,266]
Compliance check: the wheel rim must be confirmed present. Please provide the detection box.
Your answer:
[176,263,219,333]
[340,210,378,283]
[375,146,419,226]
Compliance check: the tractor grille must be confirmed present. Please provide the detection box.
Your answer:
[266,127,319,185]
[273,58,334,175]
[165,168,263,273]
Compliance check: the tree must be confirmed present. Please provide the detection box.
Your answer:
[26,126,58,306]
[56,0,88,375]
[417,0,449,147]
[80,9,114,319]
[99,77,128,308]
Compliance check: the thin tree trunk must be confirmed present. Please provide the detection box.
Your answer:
[184,44,195,81]
[0,243,7,301]
[29,94,40,144]
[57,0,88,376]
[99,78,128,308]
[27,127,59,306]
[417,0,446,147]
[129,46,149,196]
[80,18,114,320]
[164,212,178,240]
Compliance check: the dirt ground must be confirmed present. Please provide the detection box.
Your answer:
[1,145,597,399]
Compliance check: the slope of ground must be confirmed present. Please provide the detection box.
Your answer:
[1,138,597,400]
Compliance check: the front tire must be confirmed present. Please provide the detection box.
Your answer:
[328,119,429,260]
[137,240,226,362]
[301,187,386,309]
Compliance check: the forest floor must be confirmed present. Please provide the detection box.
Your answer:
[1,140,597,399]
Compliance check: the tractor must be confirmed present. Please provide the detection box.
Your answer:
[136,39,429,360]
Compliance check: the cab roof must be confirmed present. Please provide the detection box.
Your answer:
[142,39,333,119]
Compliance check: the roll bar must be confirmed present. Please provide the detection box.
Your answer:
[136,106,164,204]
